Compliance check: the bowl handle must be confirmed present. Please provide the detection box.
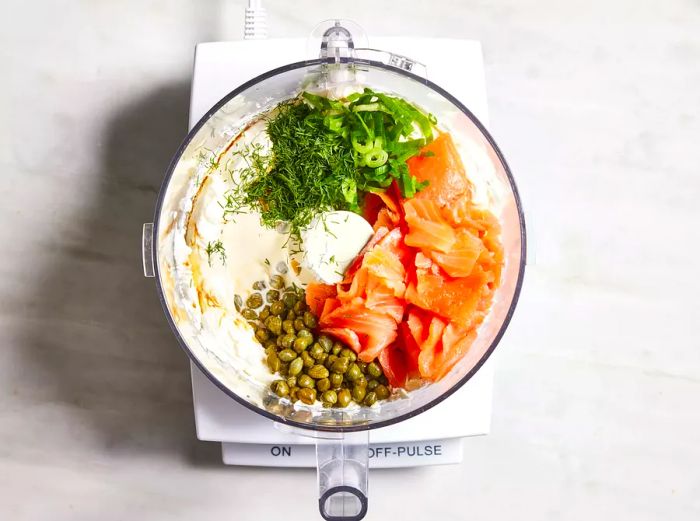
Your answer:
[142,223,155,278]
[316,431,370,521]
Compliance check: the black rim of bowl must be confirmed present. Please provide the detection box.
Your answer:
[152,57,527,433]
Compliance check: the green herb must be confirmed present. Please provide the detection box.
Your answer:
[222,101,358,235]
[205,240,226,266]
[264,258,271,266]
[222,89,436,237]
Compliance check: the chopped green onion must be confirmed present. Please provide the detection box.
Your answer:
[351,134,374,154]
[364,148,388,169]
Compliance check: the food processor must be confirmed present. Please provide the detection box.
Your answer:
[143,20,525,520]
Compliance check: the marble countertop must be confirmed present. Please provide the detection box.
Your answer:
[1,1,699,519]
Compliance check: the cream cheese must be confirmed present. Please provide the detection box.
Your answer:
[296,211,374,285]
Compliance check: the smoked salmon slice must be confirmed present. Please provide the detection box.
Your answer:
[306,282,338,316]
[432,324,477,380]
[373,207,400,231]
[429,228,483,278]
[364,281,404,322]
[403,198,456,253]
[417,315,447,379]
[379,340,420,388]
[405,265,487,327]
[406,133,473,207]
[320,303,399,362]
[322,327,362,353]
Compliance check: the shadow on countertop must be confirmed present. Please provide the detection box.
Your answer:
[19,81,222,467]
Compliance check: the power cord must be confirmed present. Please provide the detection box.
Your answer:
[244,0,267,39]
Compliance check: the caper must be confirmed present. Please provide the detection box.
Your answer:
[328,355,350,374]
[259,306,271,321]
[286,310,296,321]
[321,390,338,405]
[346,363,362,381]
[293,301,306,314]
[340,348,357,362]
[367,362,382,378]
[301,353,314,369]
[308,364,329,379]
[255,329,270,342]
[289,386,298,401]
[266,289,280,303]
[298,374,314,389]
[294,318,305,331]
[317,352,328,364]
[294,336,312,353]
[317,378,330,392]
[375,384,390,400]
[246,293,263,308]
[269,301,285,316]
[330,372,343,389]
[303,311,318,329]
[363,391,378,406]
[253,280,267,291]
[234,295,243,311]
[297,329,313,339]
[269,274,285,290]
[309,343,324,360]
[264,316,282,336]
[282,319,295,334]
[325,354,338,369]
[298,387,316,405]
[286,376,297,388]
[278,333,295,349]
[265,344,277,358]
[367,379,379,391]
[283,292,297,308]
[266,353,281,372]
[337,389,351,407]
[357,361,367,372]
[352,385,366,402]
[278,349,296,362]
[271,380,289,397]
[318,335,333,352]
[332,343,343,356]
[331,357,350,374]
[289,357,303,376]
[278,362,289,376]
[241,308,257,320]
[355,376,367,389]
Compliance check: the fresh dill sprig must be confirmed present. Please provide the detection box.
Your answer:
[205,240,226,266]
[221,102,358,236]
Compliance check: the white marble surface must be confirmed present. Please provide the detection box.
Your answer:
[1,1,699,520]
